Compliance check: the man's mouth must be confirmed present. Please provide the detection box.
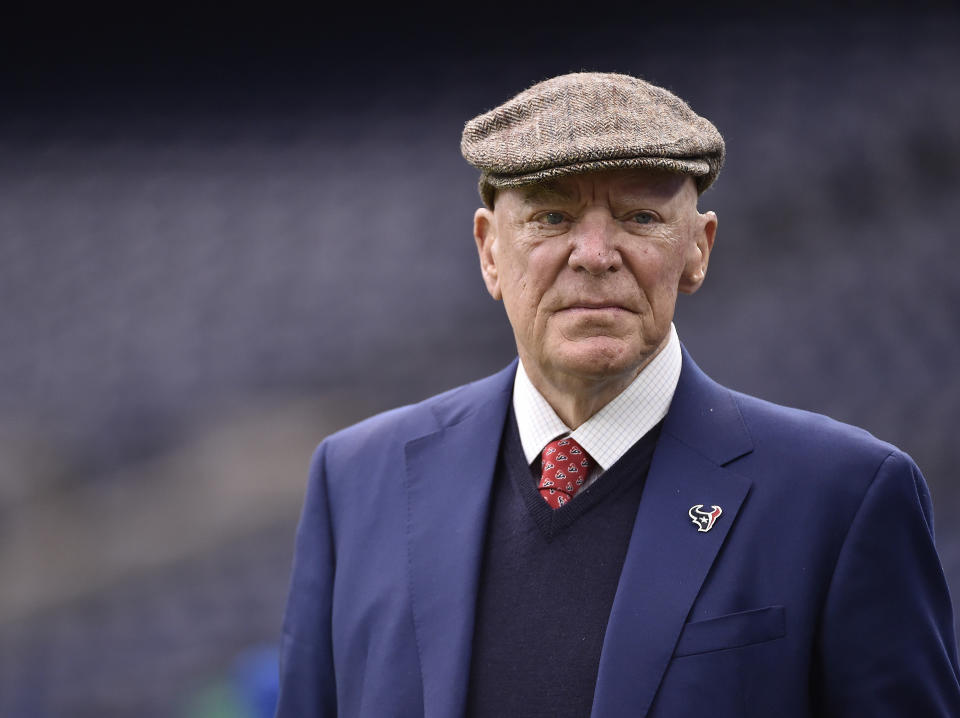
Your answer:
[562,302,633,313]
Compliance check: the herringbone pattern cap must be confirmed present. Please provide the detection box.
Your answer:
[461,72,725,207]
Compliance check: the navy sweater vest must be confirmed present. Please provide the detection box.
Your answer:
[465,410,662,718]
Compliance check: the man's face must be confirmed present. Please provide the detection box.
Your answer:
[474,168,717,393]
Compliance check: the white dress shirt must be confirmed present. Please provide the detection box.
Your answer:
[512,323,682,491]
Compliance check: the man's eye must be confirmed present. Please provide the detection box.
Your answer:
[540,212,565,225]
[631,212,655,225]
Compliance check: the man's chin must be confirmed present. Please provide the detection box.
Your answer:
[547,339,653,383]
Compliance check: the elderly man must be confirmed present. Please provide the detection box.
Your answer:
[275,73,960,717]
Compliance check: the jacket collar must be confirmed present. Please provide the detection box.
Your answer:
[591,347,754,717]
[404,361,515,718]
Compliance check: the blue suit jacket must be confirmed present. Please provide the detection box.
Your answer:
[276,350,960,717]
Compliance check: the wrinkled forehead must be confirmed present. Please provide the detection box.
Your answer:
[504,168,697,208]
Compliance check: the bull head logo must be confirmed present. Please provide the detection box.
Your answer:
[688,504,723,533]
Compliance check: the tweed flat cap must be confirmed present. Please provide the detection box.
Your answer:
[461,72,725,207]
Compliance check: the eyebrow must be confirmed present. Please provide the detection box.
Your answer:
[517,183,578,205]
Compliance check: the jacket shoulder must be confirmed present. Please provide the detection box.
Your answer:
[731,388,898,463]
[724,387,924,517]
[321,362,516,459]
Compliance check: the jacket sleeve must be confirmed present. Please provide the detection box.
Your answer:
[813,450,960,716]
[275,441,338,718]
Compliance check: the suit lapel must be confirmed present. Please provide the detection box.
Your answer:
[404,364,514,718]
[592,350,754,718]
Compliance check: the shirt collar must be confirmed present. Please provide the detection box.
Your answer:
[512,323,682,470]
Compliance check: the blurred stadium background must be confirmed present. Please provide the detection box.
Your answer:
[1,6,958,716]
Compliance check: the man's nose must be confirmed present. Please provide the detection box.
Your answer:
[568,215,622,275]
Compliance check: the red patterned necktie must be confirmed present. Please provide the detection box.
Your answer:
[538,436,592,509]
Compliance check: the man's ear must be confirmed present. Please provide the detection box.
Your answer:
[474,207,502,300]
[679,210,717,295]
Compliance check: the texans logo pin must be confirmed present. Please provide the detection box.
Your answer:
[688,504,723,533]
